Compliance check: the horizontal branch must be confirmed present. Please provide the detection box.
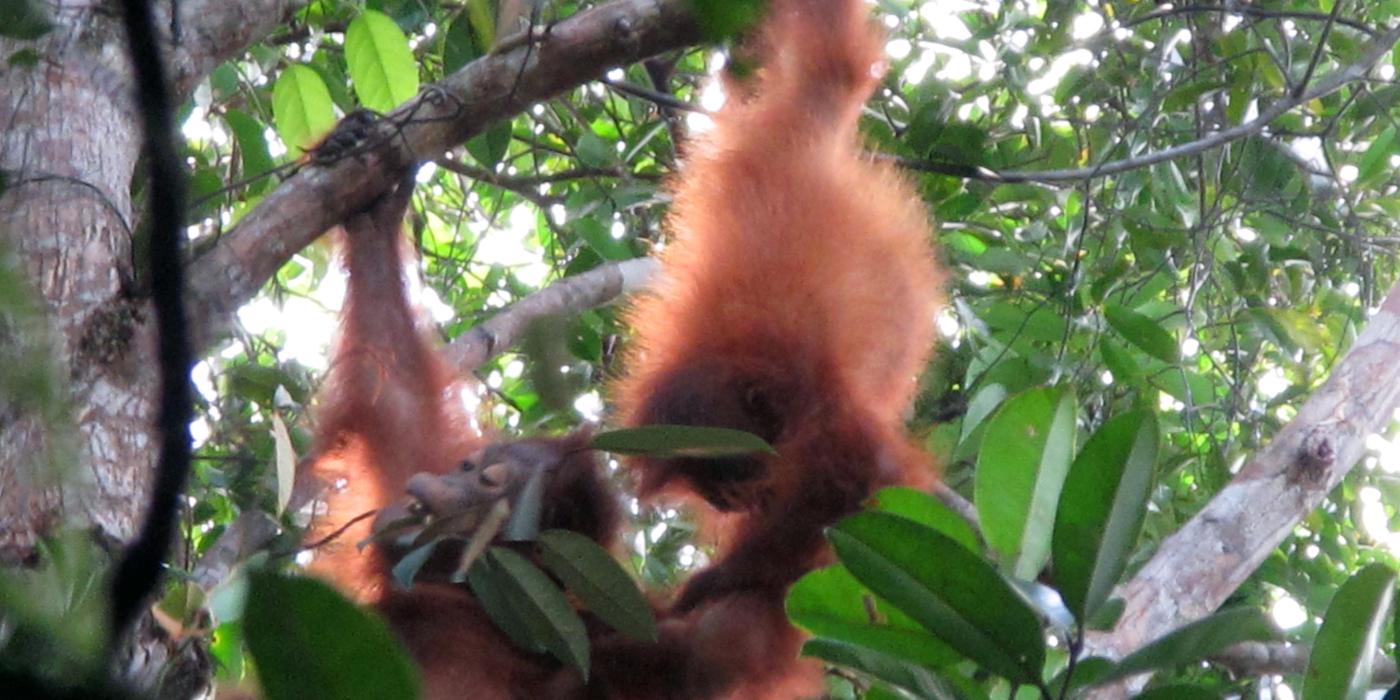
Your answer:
[445,257,659,374]
[1211,641,1398,687]
[183,0,700,354]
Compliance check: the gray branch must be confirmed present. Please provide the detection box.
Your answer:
[183,0,700,354]
[1084,275,1400,693]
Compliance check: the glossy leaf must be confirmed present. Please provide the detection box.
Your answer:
[869,486,979,553]
[787,565,960,671]
[488,548,590,677]
[272,64,336,153]
[538,529,657,643]
[245,573,418,700]
[1104,304,1179,364]
[975,386,1077,579]
[1052,410,1158,621]
[345,10,419,112]
[830,512,1045,683]
[1304,564,1397,700]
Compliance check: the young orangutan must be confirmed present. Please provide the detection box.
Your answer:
[303,0,942,695]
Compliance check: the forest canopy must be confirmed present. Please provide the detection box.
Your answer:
[6,0,1400,698]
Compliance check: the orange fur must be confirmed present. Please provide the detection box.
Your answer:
[302,0,942,696]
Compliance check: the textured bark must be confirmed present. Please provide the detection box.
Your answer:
[0,0,305,694]
[0,0,152,556]
[1084,278,1400,694]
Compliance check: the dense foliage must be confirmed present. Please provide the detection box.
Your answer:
[8,0,1400,698]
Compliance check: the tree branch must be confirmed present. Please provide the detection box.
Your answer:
[445,257,659,373]
[1084,277,1400,681]
[183,0,700,355]
[1210,641,1398,687]
[166,0,308,95]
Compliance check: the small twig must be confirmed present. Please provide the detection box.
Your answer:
[1295,0,1345,97]
[602,76,708,113]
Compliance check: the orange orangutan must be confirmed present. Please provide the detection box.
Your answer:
[303,0,944,696]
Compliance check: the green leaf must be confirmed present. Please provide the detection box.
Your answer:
[441,15,483,74]
[244,574,418,700]
[687,0,764,40]
[787,565,960,671]
[345,10,419,112]
[1094,608,1278,685]
[573,217,632,261]
[801,639,967,700]
[576,132,616,168]
[272,64,337,153]
[590,425,775,458]
[869,487,979,553]
[1104,304,1178,364]
[466,556,544,653]
[830,512,1046,683]
[538,529,657,643]
[1305,564,1397,700]
[1052,411,1158,621]
[1359,127,1398,187]
[974,386,1077,580]
[466,121,512,169]
[0,0,52,40]
[487,548,590,677]
[223,110,276,195]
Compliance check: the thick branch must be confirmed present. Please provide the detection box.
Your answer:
[1085,278,1400,669]
[168,0,308,94]
[1211,642,1398,687]
[184,0,700,355]
[446,257,659,373]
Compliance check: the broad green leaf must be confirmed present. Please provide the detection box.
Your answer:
[1052,411,1158,621]
[1100,340,1139,382]
[958,383,1007,451]
[576,132,616,168]
[1093,608,1278,685]
[1359,127,1398,187]
[466,556,543,653]
[1305,564,1397,700]
[345,10,419,112]
[787,565,959,671]
[830,512,1045,683]
[441,15,482,74]
[272,65,336,153]
[538,529,657,643]
[573,217,633,261]
[801,639,967,700]
[487,548,590,677]
[1104,304,1178,364]
[590,425,775,458]
[974,386,1077,579]
[244,574,418,700]
[869,486,979,553]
